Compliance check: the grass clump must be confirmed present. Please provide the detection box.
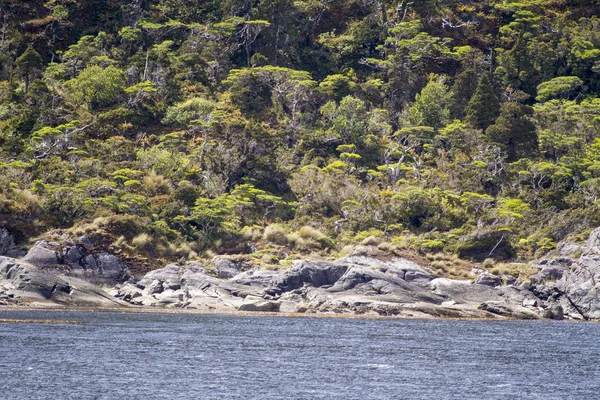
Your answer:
[264,224,288,245]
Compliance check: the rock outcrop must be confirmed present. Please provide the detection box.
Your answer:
[22,241,130,285]
[0,257,127,307]
[104,253,564,319]
[8,228,600,320]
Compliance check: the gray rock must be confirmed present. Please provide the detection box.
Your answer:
[238,295,280,312]
[78,236,94,250]
[542,305,564,320]
[22,242,61,267]
[62,246,84,264]
[111,282,143,301]
[139,264,182,288]
[522,298,539,308]
[230,269,280,287]
[212,257,250,279]
[94,253,130,283]
[586,227,600,254]
[147,279,164,295]
[556,254,600,319]
[478,301,539,319]
[20,241,129,285]
[404,270,434,282]
[272,261,348,293]
[529,259,567,284]
[0,256,126,307]
[6,248,26,258]
[83,254,98,270]
[475,272,502,287]
[558,242,583,256]
[0,228,15,256]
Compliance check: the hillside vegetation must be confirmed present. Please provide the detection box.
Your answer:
[2,0,600,273]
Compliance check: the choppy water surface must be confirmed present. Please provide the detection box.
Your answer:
[1,311,599,399]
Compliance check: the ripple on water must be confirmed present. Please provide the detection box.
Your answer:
[1,311,600,400]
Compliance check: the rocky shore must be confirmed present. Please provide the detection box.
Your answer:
[5,228,600,320]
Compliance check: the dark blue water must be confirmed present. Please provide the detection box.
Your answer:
[1,311,599,399]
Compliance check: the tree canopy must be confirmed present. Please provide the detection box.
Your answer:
[2,0,600,272]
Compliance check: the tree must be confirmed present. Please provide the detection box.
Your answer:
[536,76,584,102]
[320,96,368,145]
[449,67,479,120]
[63,65,126,110]
[465,74,500,130]
[486,102,538,162]
[495,34,536,95]
[15,46,43,93]
[406,75,452,131]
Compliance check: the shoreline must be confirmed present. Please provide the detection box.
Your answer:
[0,304,592,323]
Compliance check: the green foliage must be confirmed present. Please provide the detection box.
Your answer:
[536,76,584,102]
[465,74,500,130]
[15,46,43,93]
[162,98,217,127]
[3,0,600,265]
[63,65,126,109]
[486,102,538,161]
[321,96,367,145]
[406,75,452,131]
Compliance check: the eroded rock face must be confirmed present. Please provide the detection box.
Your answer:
[212,257,252,279]
[107,254,550,319]
[0,257,126,307]
[272,261,348,293]
[529,259,569,285]
[586,227,600,255]
[14,228,600,320]
[21,241,130,285]
[557,255,600,319]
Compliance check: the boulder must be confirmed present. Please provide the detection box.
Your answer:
[475,272,502,287]
[22,242,61,267]
[93,253,130,284]
[238,295,280,312]
[212,257,250,279]
[146,279,164,295]
[529,259,568,284]
[541,305,564,320]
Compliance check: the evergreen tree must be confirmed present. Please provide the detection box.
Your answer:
[486,102,538,161]
[465,74,500,130]
[449,67,478,120]
[15,46,43,93]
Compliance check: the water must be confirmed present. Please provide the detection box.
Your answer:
[1,311,599,399]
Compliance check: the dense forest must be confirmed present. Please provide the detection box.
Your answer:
[2,0,600,276]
